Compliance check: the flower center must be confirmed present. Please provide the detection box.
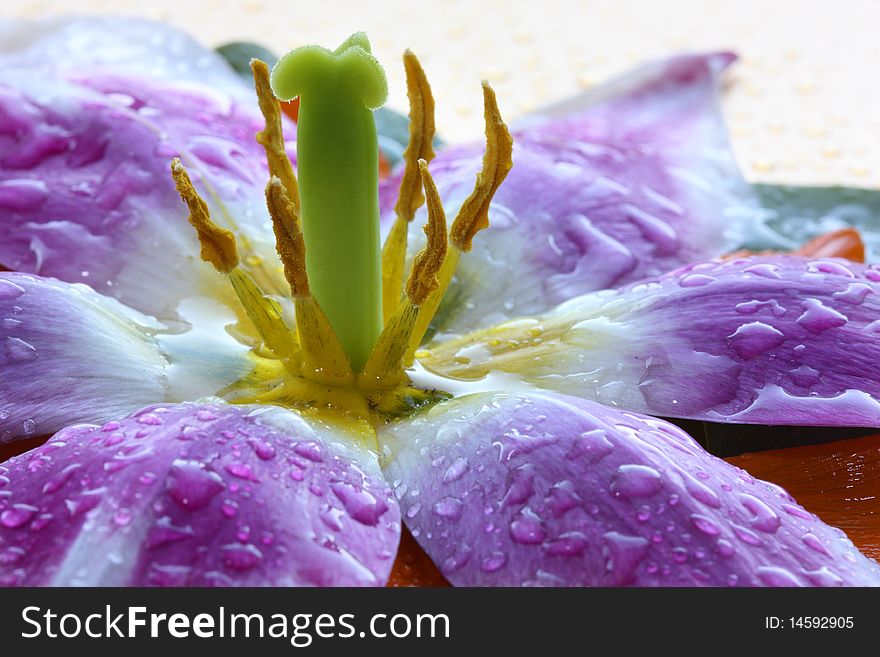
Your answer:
[169,33,512,425]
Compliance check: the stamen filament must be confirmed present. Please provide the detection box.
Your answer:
[362,160,447,387]
[264,177,353,385]
[381,50,436,321]
[404,83,513,362]
[271,32,387,372]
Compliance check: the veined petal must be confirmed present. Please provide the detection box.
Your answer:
[0,23,292,317]
[0,273,250,443]
[0,402,399,586]
[381,52,755,336]
[418,255,880,427]
[380,391,880,586]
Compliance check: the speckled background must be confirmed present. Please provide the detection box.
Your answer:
[6,0,879,187]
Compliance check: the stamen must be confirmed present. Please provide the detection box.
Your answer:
[251,59,301,217]
[265,177,309,297]
[170,158,239,273]
[361,161,447,387]
[450,82,513,252]
[403,83,513,362]
[171,159,299,364]
[264,176,353,385]
[381,50,436,322]
[405,160,447,305]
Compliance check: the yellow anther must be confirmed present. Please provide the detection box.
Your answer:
[265,177,309,298]
[170,158,239,273]
[449,82,513,251]
[251,58,301,217]
[395,50,436,222]
[405,160,447,305]
[381,49,437,322]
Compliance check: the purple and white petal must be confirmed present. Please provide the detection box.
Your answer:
[380,391,880,586]
[418,255,880,427]
[382,52,756,334]
[0,16,249,99]
[0,273,250,443]
[0,20,293,317]
[0,402,399,586]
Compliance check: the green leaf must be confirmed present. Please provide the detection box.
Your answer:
[216,41,279,82]
[741,183,880,260]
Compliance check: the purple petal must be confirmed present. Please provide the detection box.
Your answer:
[381,52,755,334]
[0,402,399,586]
[418,255,880,426]
[0,20,291,316]
[0,272,249,444]
[380,391,880,586]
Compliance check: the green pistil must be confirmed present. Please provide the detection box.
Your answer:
[270,32,387,372]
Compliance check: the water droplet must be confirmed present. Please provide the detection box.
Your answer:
[5,337,38,362]
[566,429,614,462]
[221,543,263,571]
[22,418,36,435]
[756,566,801,587]
[802,532,831,556]
[545,531,588,556]
[509,510,545,544]
[136,413,163,426]
[602,532,650,585]
[545,480,581,518]
[221,499,239,518]
[502,464,536,507]
[166,460,225,510]
[42,463,82,494]
[196,409,218,422]
[293,441,324,462]
[726,321,785,360]
[432,496,464,520]
[480,551,508,573]
[796,298,847,333]
[248,439,276,461]
[738,493,781,533]
[716,540,735,558]
[802,567,844,587]
[443,457,469,483]
[610,464,662,498]
[690,513,721,536]
[225,463,255,480]
[0,504,37,528]
[113,508,132,526]
[330,482,388,526]
[732,523,764,547]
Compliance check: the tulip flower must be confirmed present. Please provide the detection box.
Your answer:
[1,16,879,586]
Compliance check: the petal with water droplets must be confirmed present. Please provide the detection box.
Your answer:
[0,18,292,317]
[418,255,880,427]
[0,402,399,586]
[379,391,880,586]
[381,52,755,336]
